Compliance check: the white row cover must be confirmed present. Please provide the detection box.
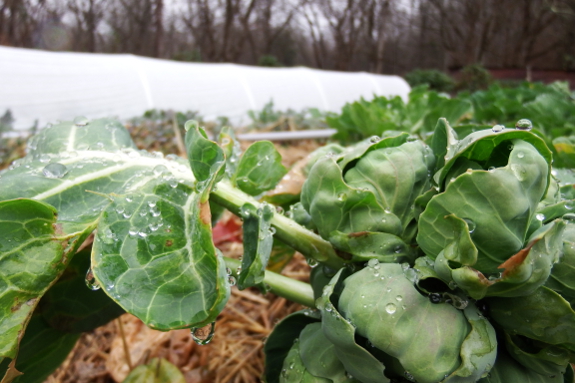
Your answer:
[0,45,410,131]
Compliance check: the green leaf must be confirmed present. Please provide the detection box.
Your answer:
[477,345,565,383]
[430,118,458,172]
[337,263,470,383]
[122,358,185,383]
[280,340,331,383]
[546,222,575,302]
[343,140,435,240]
[434,219,564,299]
[503,332,569,377]
[238,203,274,290]
[8,315,80,383]
[418,140,549,273]
[185,123,225,198]
[26,118,136,155]
[328,231,415,264]
[318,269,389,383]
[336,133,410,172]
[0,199,65,361]
[0,120,194,230]
[301,157,402,240]
[418,98,472,134]
[298,322,353,383]
[233,141,287,196]
[92,180,230,330]
[40,248,124,333]
[443,305,497,383]
[437,129,552,191]
[217,126,241,179]
[263,309,321,383]
[487,286,575,351]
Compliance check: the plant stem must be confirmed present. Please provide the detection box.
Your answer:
[224,257,316,308]
[212,181,344,270]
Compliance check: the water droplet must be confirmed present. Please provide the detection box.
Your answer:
[536,213,545,221]
[337,192,347,202]
[367,259,379,268]
[128,228,138,237]
[565,203,573,210]
[385,303,397,314]
[168,179,178,188]
[150,207,161,217]
[491,124,504,133]
[42,163,68,178]
[191,322,216,345]
[463,218,476,233]
[515,119,533,131]
[149,222,163,231]
[228,275,236,286]
[396,295,403,301]
[73,116,89,126]
[123,211,133,219]
[153,165,169,176]
[517,151,525,159]
[404,371,416,382]
[269,227,276,235]
[369,136,380,143]
[306,258,318,268]
[429,293,442,303]
[85,268,101,291]
[511,163,526,181]
[488,166,496,172]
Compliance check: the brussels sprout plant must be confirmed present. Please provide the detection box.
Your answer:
[0,115,575,383]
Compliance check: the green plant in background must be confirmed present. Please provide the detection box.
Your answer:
[258,55,282,67]
[328,81,575,151]
[1,112,575,382]
[457,64,492,92]
[405,69,455,92]
[246,101,333,133]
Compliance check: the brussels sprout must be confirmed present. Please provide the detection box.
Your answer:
[318,264,496,383]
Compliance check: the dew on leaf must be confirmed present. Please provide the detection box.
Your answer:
[491,124,504,133]
[385,303,397,314]
[42,163,68,179]
[536,213,545,221]
[306,258,318,268]
[85,268,101,291]
[463,218,476,233]
[73,116,89,126]
[191,322,216,345]
[515,118,533,131]
[228,275,236,286]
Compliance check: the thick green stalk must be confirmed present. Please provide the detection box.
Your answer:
[211,181,344,270]
[224,257,315,308]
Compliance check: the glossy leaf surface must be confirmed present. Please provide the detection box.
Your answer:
[338,263,469,383]
[238,203,274,290]
[488,287,575,350]
[92,181,230,330]
[263,310,321,383]
[0,199,64,360]
[318,269,389,383]
[419,140,549,273]
[233,141,287,196]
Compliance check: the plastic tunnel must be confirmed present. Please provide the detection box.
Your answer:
[0,45,410,130]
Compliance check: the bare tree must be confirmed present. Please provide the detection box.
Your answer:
[67,0,105,52]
